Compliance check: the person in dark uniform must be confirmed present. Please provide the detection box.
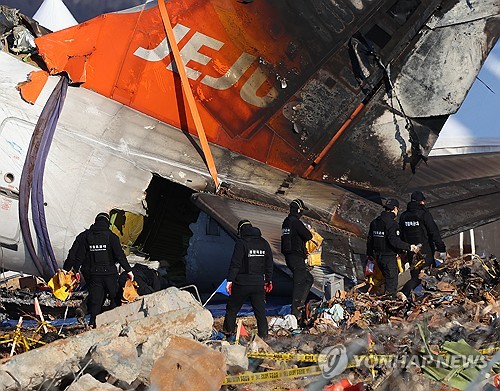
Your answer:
[367,199,418,297]
[69,212,134,328]
[64,230,91,284]
[399,191,447,299]
[281,199,313,319]
[118,263,161,297]
[223,220,274,339]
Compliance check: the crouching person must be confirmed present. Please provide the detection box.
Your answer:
[223,220,274,339]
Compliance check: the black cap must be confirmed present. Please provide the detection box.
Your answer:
[384,198,399,210]
[290,199,309,211]
[237,219,252,234]
[411,191,426,202]
[95,212,110,222]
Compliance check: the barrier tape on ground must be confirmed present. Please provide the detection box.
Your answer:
[248,351,400,363]
[223,365,322,384]
[478,346,500,355]
[247,345,500,364]
[247,352,326,362]
[236,345,500,385]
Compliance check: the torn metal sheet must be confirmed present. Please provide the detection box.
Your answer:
[29,0,496,194]
[393,19,497,118]
[407,152,500,237]
[16,70,49,104]
[191,193,364,290]
[0,1,499,281]
[11,25,36,54]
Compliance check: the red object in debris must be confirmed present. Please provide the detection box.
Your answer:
[323,378,352,390]
[345,383,365,391]
[493,373,500,388]
[238,322,249,337]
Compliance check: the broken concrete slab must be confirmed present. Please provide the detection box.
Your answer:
[0,287,213,390]
[66,373,121,391]
[221,342,248,373]
[96,286,200,327]
[91,337,140,384]
[0,372,16,390]
[149,336,226,391]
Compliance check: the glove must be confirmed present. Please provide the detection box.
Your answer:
[226,281,232,295]
[127,271,134,281]
[410,244,421,253]
[264,281,273,293]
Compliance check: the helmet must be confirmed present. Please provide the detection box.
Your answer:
[95,212,110,222]
[411,191,426,202]
[384,198,399,210]
[237,219,252,235]
[290,199,309,211]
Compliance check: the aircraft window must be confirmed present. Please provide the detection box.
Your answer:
[4,173,14,183]
[365,24,392,49]
[388,0,421,25]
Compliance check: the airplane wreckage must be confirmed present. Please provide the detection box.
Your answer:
[0,0,499,295]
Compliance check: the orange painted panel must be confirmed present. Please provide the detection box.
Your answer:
[34,2,302,171]
[17,70,49,104]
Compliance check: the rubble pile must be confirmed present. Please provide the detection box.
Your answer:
[0,255,496,390]
[0,287,215,390]
[297,255,499,332]
[226,255,499,390]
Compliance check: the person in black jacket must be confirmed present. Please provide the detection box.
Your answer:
[367,199,418,297]
[68,212,134,328]
[118,263,161,297]
[64,230,90,284]
[223,220,274,339]
[399,191,447,298]
[281,199,313,319]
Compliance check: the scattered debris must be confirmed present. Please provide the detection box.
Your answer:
[0,250,497,391]
[0,287,213,390]
[211,254,499,390]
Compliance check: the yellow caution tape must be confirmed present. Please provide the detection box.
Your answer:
[478,346,500,355]
[248,352,326,362]
[237,345,500,385]
[223,365,322,385]
[248,351,397,364]
[247,346,500,365]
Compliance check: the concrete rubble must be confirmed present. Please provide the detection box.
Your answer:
[0,287,214,390]
[66,374,121,391]
[220,342,248,372]
[149,336,226,391]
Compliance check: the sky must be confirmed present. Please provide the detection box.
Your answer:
[433,41,500,154]
[4,0,499,154]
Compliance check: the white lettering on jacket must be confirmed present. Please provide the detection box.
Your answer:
[89,244,107,251]
[248,249,266,257]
